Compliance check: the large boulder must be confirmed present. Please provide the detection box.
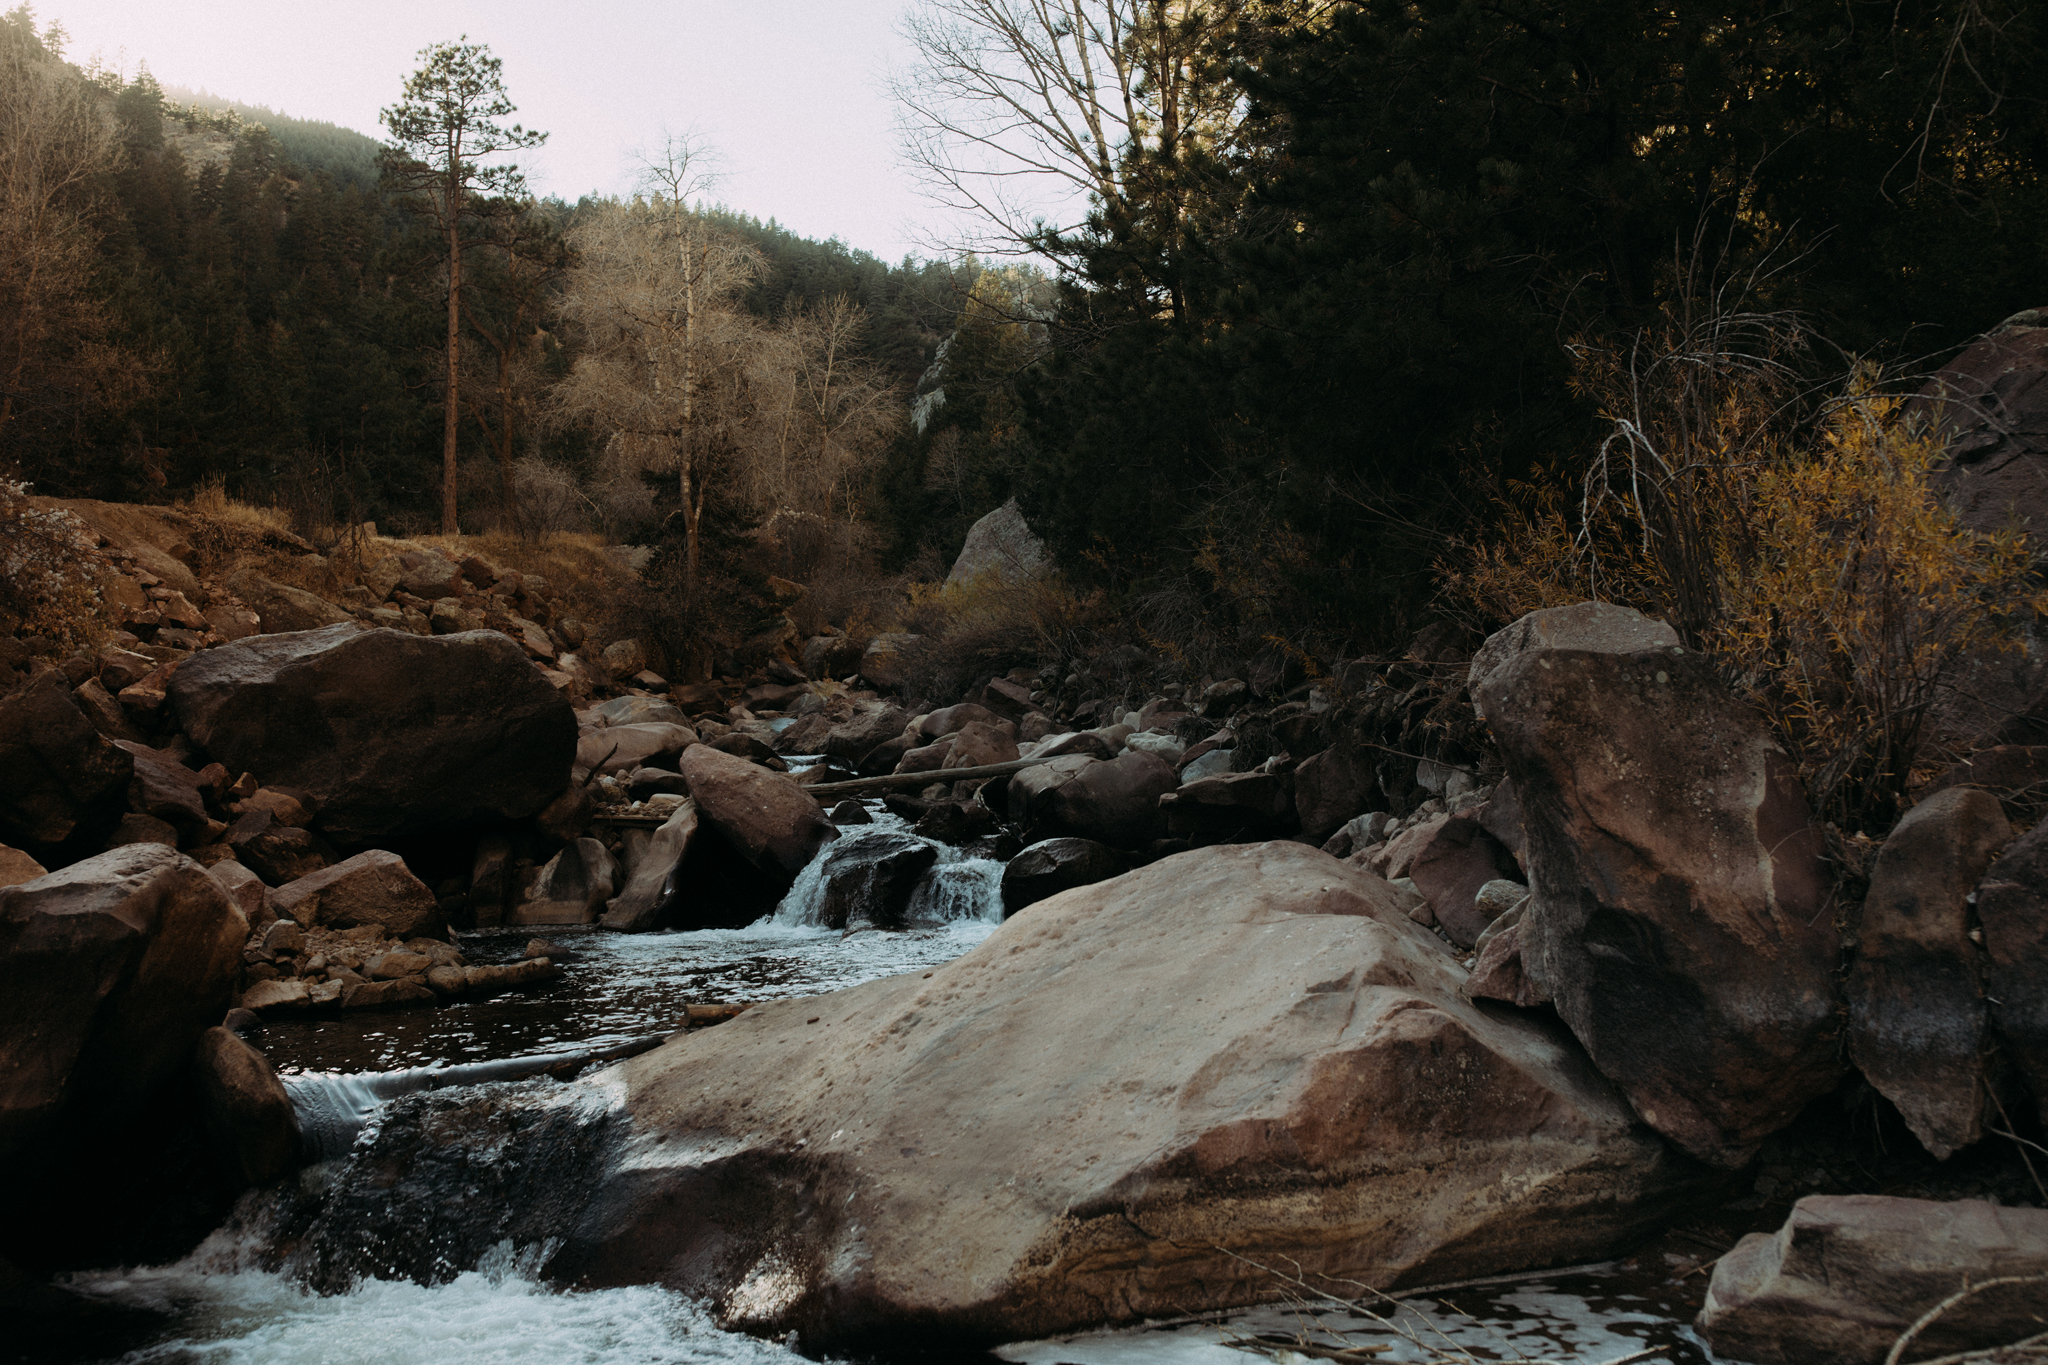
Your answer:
[1467,601,1680,720]
[821,702,910,762]
[1044,749,1178,848]
[942,719,1019,769]
[269,850,442,939]
[1292,743,1376,844]
[1000,837,1128,917]
[679,744,834,878]
[575,722,696,776]
[1845,788,2012,1158]
[169,625,577,845]
[0,667,133,860]
[1974,818,2048,1125]
[1478,645,1840,1167]
[946,497,1048,585]
[0,846,245,1163]
[1160,770,1294,842]
[295,843,1703,1347]
[1923,309,2048,540]
[1697,1195,2048,1365]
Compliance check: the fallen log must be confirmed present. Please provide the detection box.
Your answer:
[802,757,1053,798]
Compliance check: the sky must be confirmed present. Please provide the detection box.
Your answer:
[42,0,977,263]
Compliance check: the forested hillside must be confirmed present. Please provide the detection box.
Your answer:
[5,0,2045,675]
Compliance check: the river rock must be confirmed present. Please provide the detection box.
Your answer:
[304,843,1702,1347]
[1697,1194,2048,1365]
[817,702,907,762]
[1468,601,1681,720]
[168,624,577,845]
[1041,749,1177,848]
[1160,770,1294,842]
[802,634,865,681]
[192,1026,298,1185]
[859,634,919,691]
[594,696,691,728]
[602,801,700,932]
[224,808,333,885]
[203,859,269,925]
[943,720,1019,769]
[510,839,619,926]
[220,568,354,634]
[806,830,939,931]
[1000,837,1129,917]
[106,813,179,849]
[0,668,134,859]
[1478,645,1840,1167]
[680,745,834,878]
[947,497,1048,584]
[0,845,246,1165]
[1403,812,1523,949]
[111,740,211,844]
[270,850,443,939]
[1974,818,2048,1124]
[1293,743,1377,844]
[1846,788,2012,1158]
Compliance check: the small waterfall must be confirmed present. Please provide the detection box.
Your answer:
[908,857,1005,923]
[771,840,838,926]
[284,1035,665,1163]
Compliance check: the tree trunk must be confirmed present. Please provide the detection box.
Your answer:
[442,163,462,536]
[680,221,699,586]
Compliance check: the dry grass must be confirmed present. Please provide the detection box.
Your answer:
[894,569,1104,704]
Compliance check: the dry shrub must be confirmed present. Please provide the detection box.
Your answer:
[1,478,109,655]
[1439,307,2045,833]
[175,474,298,577]
[895,570,1105,704]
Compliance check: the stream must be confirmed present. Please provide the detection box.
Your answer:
[44,796,1740,1365]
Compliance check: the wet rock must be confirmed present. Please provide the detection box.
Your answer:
[1000,837,1129,917]
[270,850,443,939]
[169,624,577,845]
[510,838,619,927]
[342,978,437,1011]
[910,800,992,845]
[603,802,700,933]
[809,830,940,931]
[706,732,781,768]
[430,959,560,998]
[1846,788,2012,1158]
[1697,1195,2048,1365]
[828,800,871,825]
[326,842,1702,1348]
[0,846,246,1165]
[192,1026,297,1186]
[0,668,133,860]
[1467,601,1680,720]
[1478,645,1840,1167]
[1974,819,2048,1125]
[680,745,834,878]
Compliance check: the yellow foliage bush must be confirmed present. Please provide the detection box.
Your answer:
[0,479,111,656]
[897,570,1105,702]
[1440,332,2044,832]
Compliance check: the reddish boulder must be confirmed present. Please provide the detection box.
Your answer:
[1046,750,1178,847]
[942,720,1019,769]
[680,744,835,877]
[1479,645,1840,1167]
[270,850,443,939]
[193,1026,298,1186]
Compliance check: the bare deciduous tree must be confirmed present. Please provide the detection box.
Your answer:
[890,0,1250,294]
[550,191,765,586]
[748,295,901,521]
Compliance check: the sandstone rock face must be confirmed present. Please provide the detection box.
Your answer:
[1001,837,1130,917]
[193,1026,298,1186]
[1697,1195,2048,1365]
[602,801,699,932]
[680,744,834,877]
[0,846,245,1163]
[1845,788,2012,1158]
[0,668,133,858]
[1478,646,1840,1167]
[947,497,1048,585]
[307,843,1698,1348]
[169,625,577,844]
[1467,602,1680,720]
[1974,818,2048,1125]
[270,850,442,939]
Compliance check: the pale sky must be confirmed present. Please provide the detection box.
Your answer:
[44,0,974,263]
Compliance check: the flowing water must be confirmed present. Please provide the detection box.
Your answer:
[48,795,1739,1365]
